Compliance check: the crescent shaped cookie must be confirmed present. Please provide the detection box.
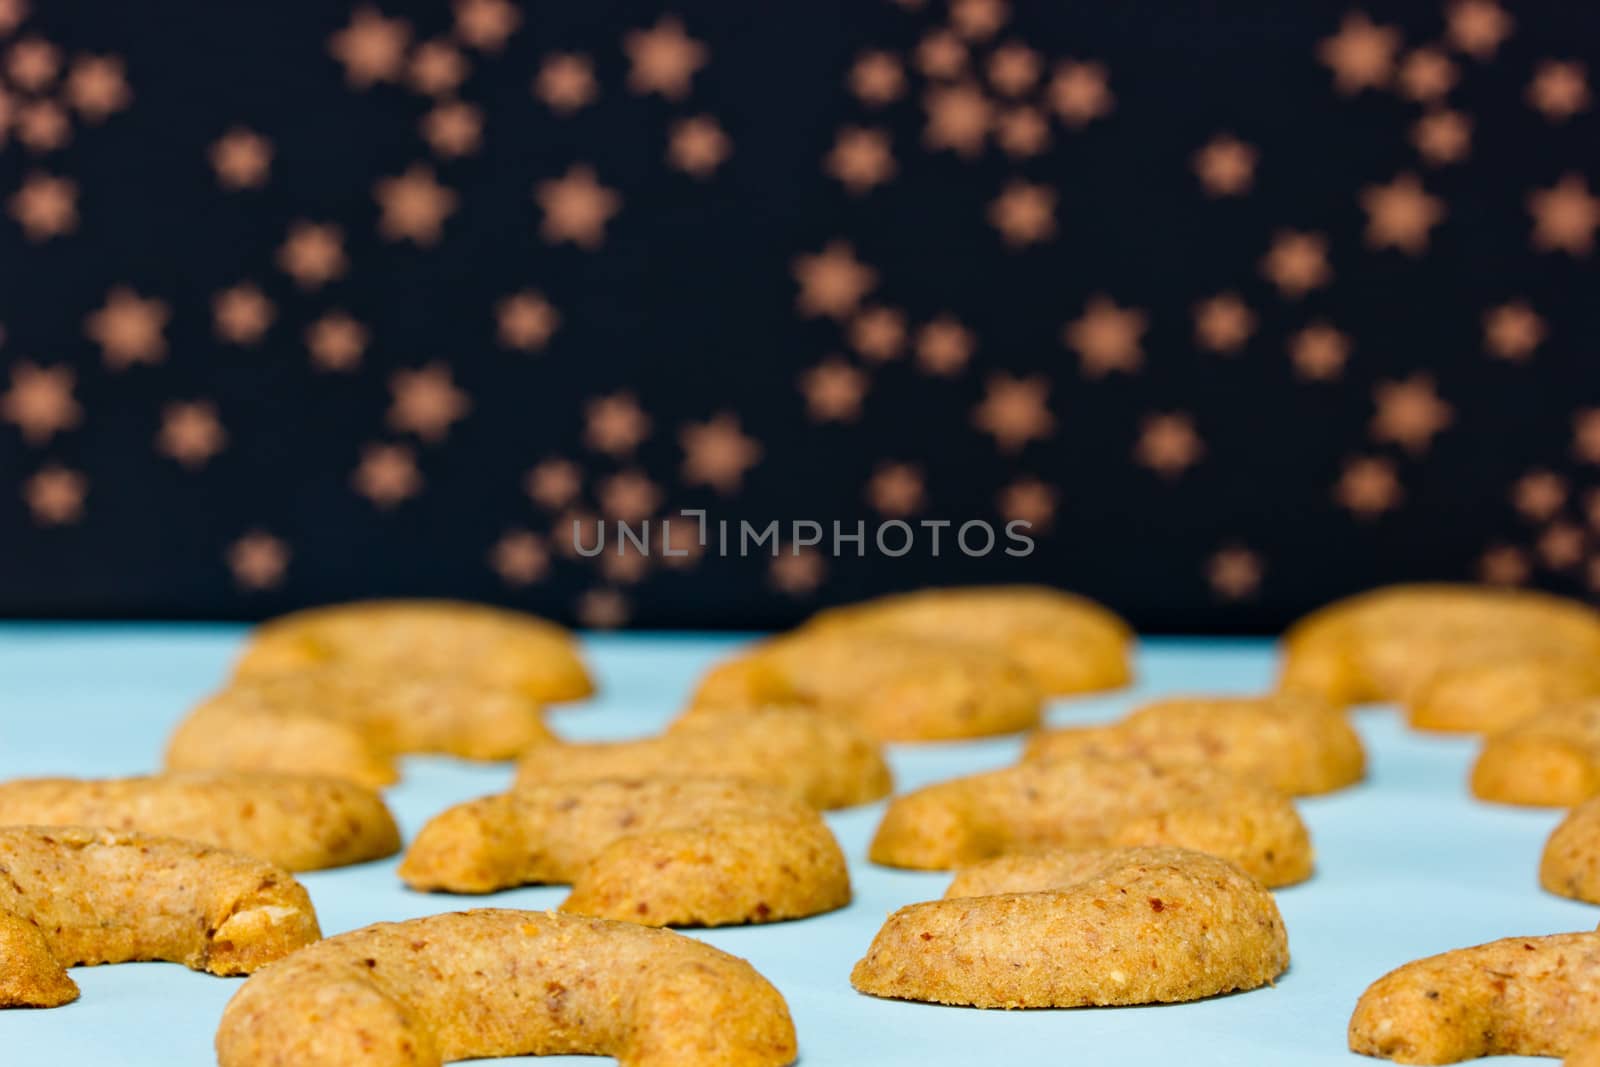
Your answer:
[399,779,850,927]
[166,667,556,787]
[868,756,1312,886]
[1409,652,1600,734]
[1541,796,1600,903]
[1470,699,1600,807]
[851,846,1287,1008]
[1349,932,1600,1064]
[1023,693,1365,796]
[234,599,594,703]
[0,827,319,1008]
[1279,584,1600,707]
[513,706,891,809]
[689,630,1042,741]
[215,908,797,1067]
[803,584,1134,695]
[0,772,400,871]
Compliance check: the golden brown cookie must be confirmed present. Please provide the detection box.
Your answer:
[0,772,399,871]
[513,706,890,809]
[234,599,594,702]
[215,909,797,1067]
[1023,693,1365,796]
[868,756,1312,886]
[688,630,1043,741]
[1541,796,1600,903]
[1279,584,1600,707]
[1409,652,1600,734]
[803,584,1133,695]
[400,778,850,927]
[0,827,319,1008]
[851,846,1287,1008]
[166,666,556,787]
[0,911,79,1007]
[1470,699,1600,807]
[1349,931,1600,1064]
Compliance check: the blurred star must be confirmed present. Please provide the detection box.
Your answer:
[973,374,1053,451]
[535,165,620,249]
[375,164,458,245]
[624,17,705,100]
[680,414,761,493]
[388,363,470,442]
[306,311,368,372]
[1,362,80,443]
[228,531,289,590]
[86,286,168,369]
[1064,295,1146,376]
[157,401,226,468]
[1135,413,1204,477]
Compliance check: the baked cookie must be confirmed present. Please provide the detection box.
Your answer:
[804,584,1133,695]
[0,772,399,871]
[234,599,594,703]
[0,827,319,1008]
[514,706,891,809]
[166,666,556,787]
[400,778,850,927]
[1349,931,1600,1064]
[1409,652,1600,734]
[215,908,798,1067]
[851,846,1287,1008]
[1279,584,1600,707]
[868,756,1312,886]
[1023,693,1365,796]
[689,630,1043,741]
[1541,795,1600,903]
[1470,699,1600,807]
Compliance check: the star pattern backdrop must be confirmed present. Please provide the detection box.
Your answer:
[1,0,1598,631]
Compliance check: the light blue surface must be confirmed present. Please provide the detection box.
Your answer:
[0,626,1580,1065]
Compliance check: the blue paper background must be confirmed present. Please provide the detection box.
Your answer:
[0,627,1581,1065]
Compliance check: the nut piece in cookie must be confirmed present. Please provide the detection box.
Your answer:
[1024,693,1365,796]
[166,666,555,787]
[1541,796,1600,903]
[868,756,1312,887]
[514,706,891,809]
[0,827,319,1007]
[215,908,797,1067]
[1471,700,1600,807]
[400,778,850,927]
[1349,932,1600,1064]
[1279,584,1600,707]
[1409,652,1600,734]
[0,772,399,871]
[803,584,1134,695]
[234,599,594,703]
[689,630,1043,741]
[851,846,1287,1008]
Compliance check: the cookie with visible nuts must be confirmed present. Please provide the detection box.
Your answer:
[1349,931,1600,1064]
[1024,692,1364,796]
[0,827,319,1008]
[1470,699,1600,807]
[851,846,1287,1008]
[215,909,798,1067]
[0,771,399,871]
[400,778,850,927]
[515,705,890,809]
[868,756,1313,887]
